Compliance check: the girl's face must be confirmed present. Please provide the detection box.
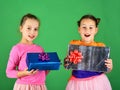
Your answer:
[20,18,39,44]
[78,18,98,43]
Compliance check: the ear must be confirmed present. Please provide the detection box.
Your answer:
[95,27,98,34]
[19,26,22,32]
[78,27,80,33]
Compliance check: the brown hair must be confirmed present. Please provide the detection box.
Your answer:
[77,14,100,27]
[20,13,40,26]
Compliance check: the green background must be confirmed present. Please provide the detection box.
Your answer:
[0,0,119,90]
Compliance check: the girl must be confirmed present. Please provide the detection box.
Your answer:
[64,14,113,90]
[6,13,49,90]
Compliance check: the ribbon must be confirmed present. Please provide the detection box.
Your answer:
[39,52,49,61]
[68,49,83,64]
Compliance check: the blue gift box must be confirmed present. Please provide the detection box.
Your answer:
[26,52,61,70]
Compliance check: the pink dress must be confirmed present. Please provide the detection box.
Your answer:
[6,43,47,90]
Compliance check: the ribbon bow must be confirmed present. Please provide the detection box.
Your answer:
[68,49,83,64]
[39,52,49,61]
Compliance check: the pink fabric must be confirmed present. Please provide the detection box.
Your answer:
[6,43,47,85]
[13,83,47,90]
[66,74,112,90]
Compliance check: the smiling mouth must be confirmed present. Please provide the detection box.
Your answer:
[84,34,90,37]
[29,35,35,39]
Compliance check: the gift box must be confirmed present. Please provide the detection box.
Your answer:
[26,52,61,70]
[64,44,110,72]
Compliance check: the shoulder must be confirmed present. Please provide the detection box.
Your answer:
[95,42,106,47]
[69,40,80,44]
[11,44,20,51]
[34,44,43,48]
[9,44,20,55]
[11,43,25,51]
[33,44,44,51]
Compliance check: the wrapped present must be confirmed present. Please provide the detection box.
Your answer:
[26,52,61,70]
[64,44,110,72]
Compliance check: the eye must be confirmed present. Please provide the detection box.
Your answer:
[82,26,87,29]
[89,27,93,29]
[27,27,31,30]
[34,28,38,31]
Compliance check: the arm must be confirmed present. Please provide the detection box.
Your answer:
[6,46,39,78]
[17,45,45,77]
[17,68,38,78]
[6,46,19,78]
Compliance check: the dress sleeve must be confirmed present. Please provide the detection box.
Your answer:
[69,40,75,44]
[69,40,80,45]
[97,42,106,47]
[6,46,19,78]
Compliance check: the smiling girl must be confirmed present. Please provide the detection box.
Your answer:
[64,14,113,90]
[6,13,49,90]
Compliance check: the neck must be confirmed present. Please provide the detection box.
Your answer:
[81,40,94,44]
[19,39,33,45]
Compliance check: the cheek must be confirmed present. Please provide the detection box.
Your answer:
[78,28,85,35]
[79,30,84,35]
[35,32,38,36]
[91,30,97,35]
[24,30,29,35]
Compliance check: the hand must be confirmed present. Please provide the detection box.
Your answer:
[64,56,70,66]
[105,59,113,72]
[17,68,38,78]
[26,69,39,75]
[64,56,71,70]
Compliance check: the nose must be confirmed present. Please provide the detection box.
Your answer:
[85,28,90,33]
[30,29,35,34]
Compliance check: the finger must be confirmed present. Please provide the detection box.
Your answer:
[105,60,112,64]
[105,63,112,69]
[24,68,28,71]
[34,69,39,72]
[29,69,35,73]
[64,64,69,66]
[33,70,38,74]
